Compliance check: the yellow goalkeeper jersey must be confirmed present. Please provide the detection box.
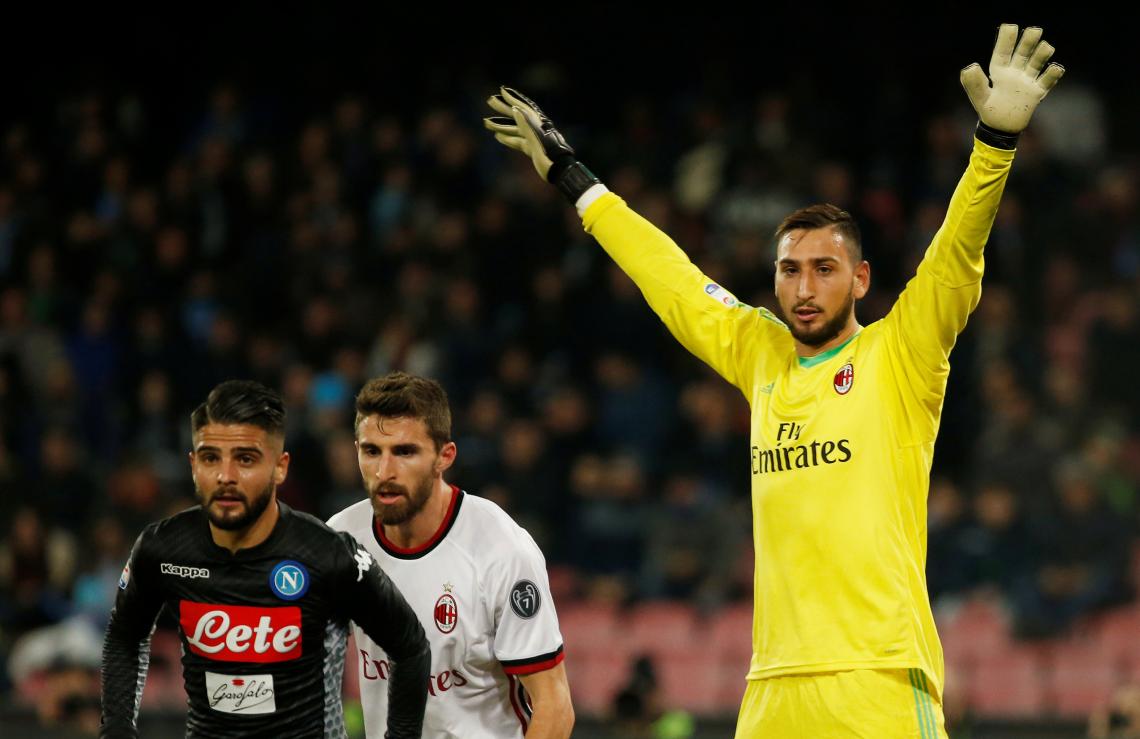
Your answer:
[581,140,1014,698]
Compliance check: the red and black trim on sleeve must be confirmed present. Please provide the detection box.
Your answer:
[500,645,565,676]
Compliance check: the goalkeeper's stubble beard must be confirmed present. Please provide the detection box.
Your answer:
[784,287,856,349]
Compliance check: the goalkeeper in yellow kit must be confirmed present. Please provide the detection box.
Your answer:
[485,25,1063,738]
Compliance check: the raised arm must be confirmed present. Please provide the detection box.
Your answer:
[884,25,1063,439]
[484,88,789,396]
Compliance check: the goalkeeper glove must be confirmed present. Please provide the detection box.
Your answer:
[484,86,600,203]
[961,24,1065,149]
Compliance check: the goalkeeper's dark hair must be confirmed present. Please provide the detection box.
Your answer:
[355,371,452,451]
[191,380,286,437]
[775,204,863,264]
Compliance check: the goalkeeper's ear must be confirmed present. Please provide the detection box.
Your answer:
[853,260,870,301]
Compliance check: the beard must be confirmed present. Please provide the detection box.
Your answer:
[368,473,434,526]
[196,479,275,531]
[784,288,856,349]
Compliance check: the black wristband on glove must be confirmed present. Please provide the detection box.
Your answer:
[975,121,1019,150]
[550,160,600,204]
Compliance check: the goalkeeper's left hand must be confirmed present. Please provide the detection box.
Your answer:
[484,87,600,203]
[961,24,1064,141]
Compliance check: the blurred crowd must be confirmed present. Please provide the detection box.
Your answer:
[0,56,1137,732]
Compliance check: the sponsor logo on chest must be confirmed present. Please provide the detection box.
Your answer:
[205,671,276,714]
[750,421,853,475]
[359,647,468,697]
[179,601,303,663]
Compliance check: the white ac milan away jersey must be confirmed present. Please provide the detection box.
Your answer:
[328,487,564,738]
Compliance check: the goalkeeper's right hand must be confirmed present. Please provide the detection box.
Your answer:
[484,87,600,203]
[960,24,1064,148]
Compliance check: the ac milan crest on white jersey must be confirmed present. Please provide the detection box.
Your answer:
[434,588,459,634]
[328,487,564,738]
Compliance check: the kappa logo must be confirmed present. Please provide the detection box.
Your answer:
[833,362,854,395]
[269,561,309,601]
[353,548,373,582]
[161,563,211,579]
[509,580,541,619]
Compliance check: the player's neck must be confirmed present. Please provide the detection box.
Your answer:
[795,318,862,359]
[382,479,454,550]
[210,498,281,553]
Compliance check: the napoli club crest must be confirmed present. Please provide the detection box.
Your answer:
[434,592,458,634]
[833,363,854,395]
[269,561,310,601]
[510,580,541,619]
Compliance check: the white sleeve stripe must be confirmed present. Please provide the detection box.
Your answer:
[131,629,152,723]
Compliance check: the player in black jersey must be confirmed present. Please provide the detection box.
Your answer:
[100,380,430,738]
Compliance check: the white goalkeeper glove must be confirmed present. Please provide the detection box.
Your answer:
[961,24,1065,147]
[484,86,600,203]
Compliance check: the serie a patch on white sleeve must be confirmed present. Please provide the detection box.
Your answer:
[703,282,740,307]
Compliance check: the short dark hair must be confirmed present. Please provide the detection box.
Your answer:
[354,372,451,451]
[191,380,286,437]
[774,204,863,264]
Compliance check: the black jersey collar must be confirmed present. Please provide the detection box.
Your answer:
[198,500,291,559]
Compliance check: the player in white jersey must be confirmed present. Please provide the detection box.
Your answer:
[327,371,574,738]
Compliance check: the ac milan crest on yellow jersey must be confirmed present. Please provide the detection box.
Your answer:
[833,362,854,395]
